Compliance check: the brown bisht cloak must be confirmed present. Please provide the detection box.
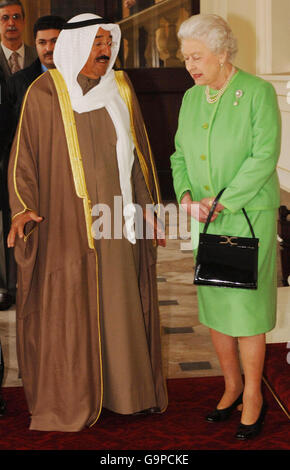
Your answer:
[8,69,168,431]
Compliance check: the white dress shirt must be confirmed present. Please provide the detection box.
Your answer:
[1,42,25,69]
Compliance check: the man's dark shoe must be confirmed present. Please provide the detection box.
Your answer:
[0,396,6,416]
[0,291,12,311]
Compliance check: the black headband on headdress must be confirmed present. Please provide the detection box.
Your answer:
[62,17,112,30]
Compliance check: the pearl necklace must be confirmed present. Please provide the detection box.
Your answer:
[205,66,236,104]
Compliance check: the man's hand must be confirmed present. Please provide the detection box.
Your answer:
[154,216,166,247]
[7,211,43,248]
[143,208,166,247]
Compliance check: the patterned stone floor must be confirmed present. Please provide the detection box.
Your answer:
[156,235,224,379]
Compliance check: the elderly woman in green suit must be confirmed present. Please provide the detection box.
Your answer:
[170,14,281,440]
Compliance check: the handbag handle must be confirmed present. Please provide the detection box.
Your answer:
[203,188,256,238]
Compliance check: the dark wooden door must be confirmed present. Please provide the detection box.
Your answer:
[126,68,193,201]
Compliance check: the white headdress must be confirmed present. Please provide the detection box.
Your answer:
[53,13,136,244]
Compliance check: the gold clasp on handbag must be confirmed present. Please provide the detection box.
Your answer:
[219,236,238,246]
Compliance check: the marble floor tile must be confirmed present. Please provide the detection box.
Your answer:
[0,308,22,387]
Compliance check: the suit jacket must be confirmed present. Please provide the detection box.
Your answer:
[0,56,40,211]
[7,57,43,127]
[0,43,37,81]
[0,65,13,210]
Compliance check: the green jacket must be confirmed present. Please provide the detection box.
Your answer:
[170,69,281,213]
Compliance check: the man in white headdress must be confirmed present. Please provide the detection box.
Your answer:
[7,14,168,432]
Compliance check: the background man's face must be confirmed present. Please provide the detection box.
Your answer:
[81,27,112,79]
[36,29,60,69]
[0,4,25,45]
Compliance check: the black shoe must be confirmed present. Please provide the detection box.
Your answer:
[206,393,243,422]
[8,290,16,305]
[235,401,267,440]
[0,291,12,311]
[0,396,6,416]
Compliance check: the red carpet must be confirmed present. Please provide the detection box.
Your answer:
[264,343,290,417]
[0,375,289,452]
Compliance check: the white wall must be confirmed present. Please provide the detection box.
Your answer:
[200,0,256,73]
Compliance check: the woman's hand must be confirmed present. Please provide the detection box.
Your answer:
[181,193,224,223]
[7,211,43,248]
[200,197,225,214]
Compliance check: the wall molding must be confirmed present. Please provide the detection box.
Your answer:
[256,0,272,74]
[260,73,290,193]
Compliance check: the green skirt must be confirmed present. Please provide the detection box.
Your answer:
[192,209,277,337]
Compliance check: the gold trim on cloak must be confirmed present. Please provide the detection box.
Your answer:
[49,68,103,428]
[114,70,161,212]
[49,69,95,249]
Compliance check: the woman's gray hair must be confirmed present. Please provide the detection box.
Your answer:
[178,14,238,62]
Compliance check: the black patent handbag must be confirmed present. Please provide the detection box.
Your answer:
[194,189,259,289]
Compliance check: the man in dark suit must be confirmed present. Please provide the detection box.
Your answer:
[0,0,37,310]
[0,15,64,312]
[8,15,65,127]
[0,16,64,414]
[0,0,37,80]
[0,63,10,416]
[0,61,14,311]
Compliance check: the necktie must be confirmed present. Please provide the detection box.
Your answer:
[9,51,21,74]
